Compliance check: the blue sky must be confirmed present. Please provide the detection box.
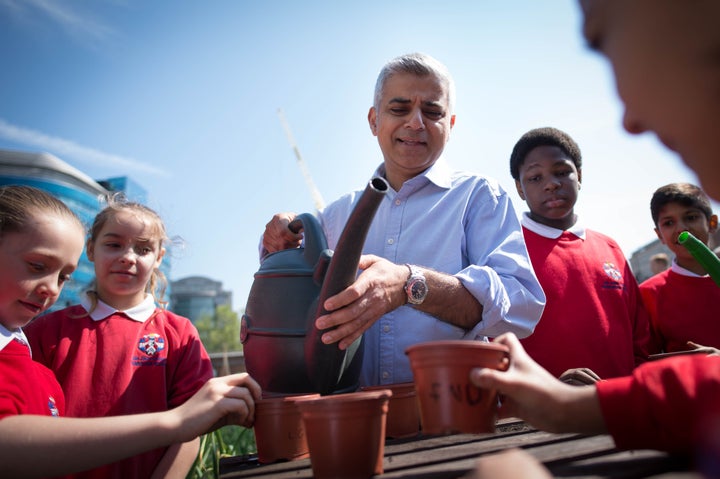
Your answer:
[0,0,701,310]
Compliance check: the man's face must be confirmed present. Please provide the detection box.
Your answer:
[368,72,455,189]
[580,0,720,201]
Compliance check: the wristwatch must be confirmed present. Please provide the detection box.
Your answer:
[404,264,428,305]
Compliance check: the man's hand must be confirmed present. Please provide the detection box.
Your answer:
[314,255,408,350]
[262,212,303,253]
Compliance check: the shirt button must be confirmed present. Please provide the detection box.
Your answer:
[395,199,402,206]
[382,325,390,333]
[387,238,394,245]
[382,371,390,380]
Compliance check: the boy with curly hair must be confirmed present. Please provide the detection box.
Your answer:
[510,126,649,380]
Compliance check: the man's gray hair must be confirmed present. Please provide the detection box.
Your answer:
[373,53,456,113]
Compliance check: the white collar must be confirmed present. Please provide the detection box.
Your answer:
[1,322,29,353]
[521,212,586,240]
[81,293,157,323]
[670,259,709,278]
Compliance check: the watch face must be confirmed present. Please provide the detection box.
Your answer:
[410,279,428,302]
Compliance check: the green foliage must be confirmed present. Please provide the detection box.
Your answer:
[187,426,256,479]
[195,304,242,354]
[189,306,251,478]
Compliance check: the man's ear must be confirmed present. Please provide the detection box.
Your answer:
[577,168,582,187]
[515,179,526,201]
[368,107,378,136]
[450,114,456,129]
[709,214,718,232]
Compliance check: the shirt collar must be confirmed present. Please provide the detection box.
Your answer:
[81,293,156,322]
[521,212,586,240]
[1,322,29,352]
[373,158,453,191]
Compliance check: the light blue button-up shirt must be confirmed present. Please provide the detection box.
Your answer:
[318,159,545,386]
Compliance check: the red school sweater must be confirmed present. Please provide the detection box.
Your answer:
[639,268,720,354]
[25,304,213,479]
[520,225,649,379]
[597,354,720,460]
[0,339,65,418]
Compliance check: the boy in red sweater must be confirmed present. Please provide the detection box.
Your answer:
[471,0,720,473]
[510,127,649,379]
[639,183,720,354]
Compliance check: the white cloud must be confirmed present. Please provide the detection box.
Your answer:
[0,118,168,177]
[0,0,115,42]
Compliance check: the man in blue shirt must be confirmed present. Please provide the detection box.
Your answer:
[263,52,545,386]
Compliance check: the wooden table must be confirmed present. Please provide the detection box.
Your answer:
[219,419,699,478]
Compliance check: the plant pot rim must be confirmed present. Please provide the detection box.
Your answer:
[360,382,415,398]
[256,393,320,414]
[295,389,392,409]
[406,340,509,355]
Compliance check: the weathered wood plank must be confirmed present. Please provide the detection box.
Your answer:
[219,421,699,479]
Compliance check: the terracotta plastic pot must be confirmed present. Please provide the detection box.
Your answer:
[295,389,391,479]
[253,393,319,463]
[406,340,510,435]
[360,382,420,439]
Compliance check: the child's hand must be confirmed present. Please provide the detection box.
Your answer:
[470,333,605,435]
[559,367,602,386]
[174,373,262,440]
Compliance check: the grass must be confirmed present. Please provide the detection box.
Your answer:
[187,426,256,479]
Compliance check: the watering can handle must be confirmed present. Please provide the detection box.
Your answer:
[288,218,303,234]
[287,213,328,273]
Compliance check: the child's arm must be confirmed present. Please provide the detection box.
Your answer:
[470,333,607,435]
[150,438,200,479]
[0,373,261,479]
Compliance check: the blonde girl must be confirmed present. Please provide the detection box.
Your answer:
[26,194,216,479]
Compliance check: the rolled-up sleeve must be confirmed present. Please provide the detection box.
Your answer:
[456,178,545,339]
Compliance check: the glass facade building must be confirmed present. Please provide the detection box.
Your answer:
[0,148,169,312]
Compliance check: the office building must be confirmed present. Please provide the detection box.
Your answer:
[169,276,232,324]
[0,147,168,311]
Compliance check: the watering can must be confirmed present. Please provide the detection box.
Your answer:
[241,176,389,395]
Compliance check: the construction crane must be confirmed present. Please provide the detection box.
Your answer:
[276,108,325,211]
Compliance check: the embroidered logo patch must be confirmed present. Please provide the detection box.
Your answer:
[603,262,622,282]
[48,396,59,417]
[137,333,165,356]
[601,261,624,290]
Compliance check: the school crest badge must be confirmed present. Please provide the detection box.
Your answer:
[603,262,623,282]
[138,333,165,356]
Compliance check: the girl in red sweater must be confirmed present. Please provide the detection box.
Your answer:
[26,195,216,479]
[0,185,261,479]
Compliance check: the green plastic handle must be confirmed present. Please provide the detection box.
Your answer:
[677,231,720,287]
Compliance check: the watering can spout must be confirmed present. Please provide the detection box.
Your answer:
[306,176,389,394]
[241,176,389,395]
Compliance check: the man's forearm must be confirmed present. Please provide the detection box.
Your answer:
[413,269,483,330]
